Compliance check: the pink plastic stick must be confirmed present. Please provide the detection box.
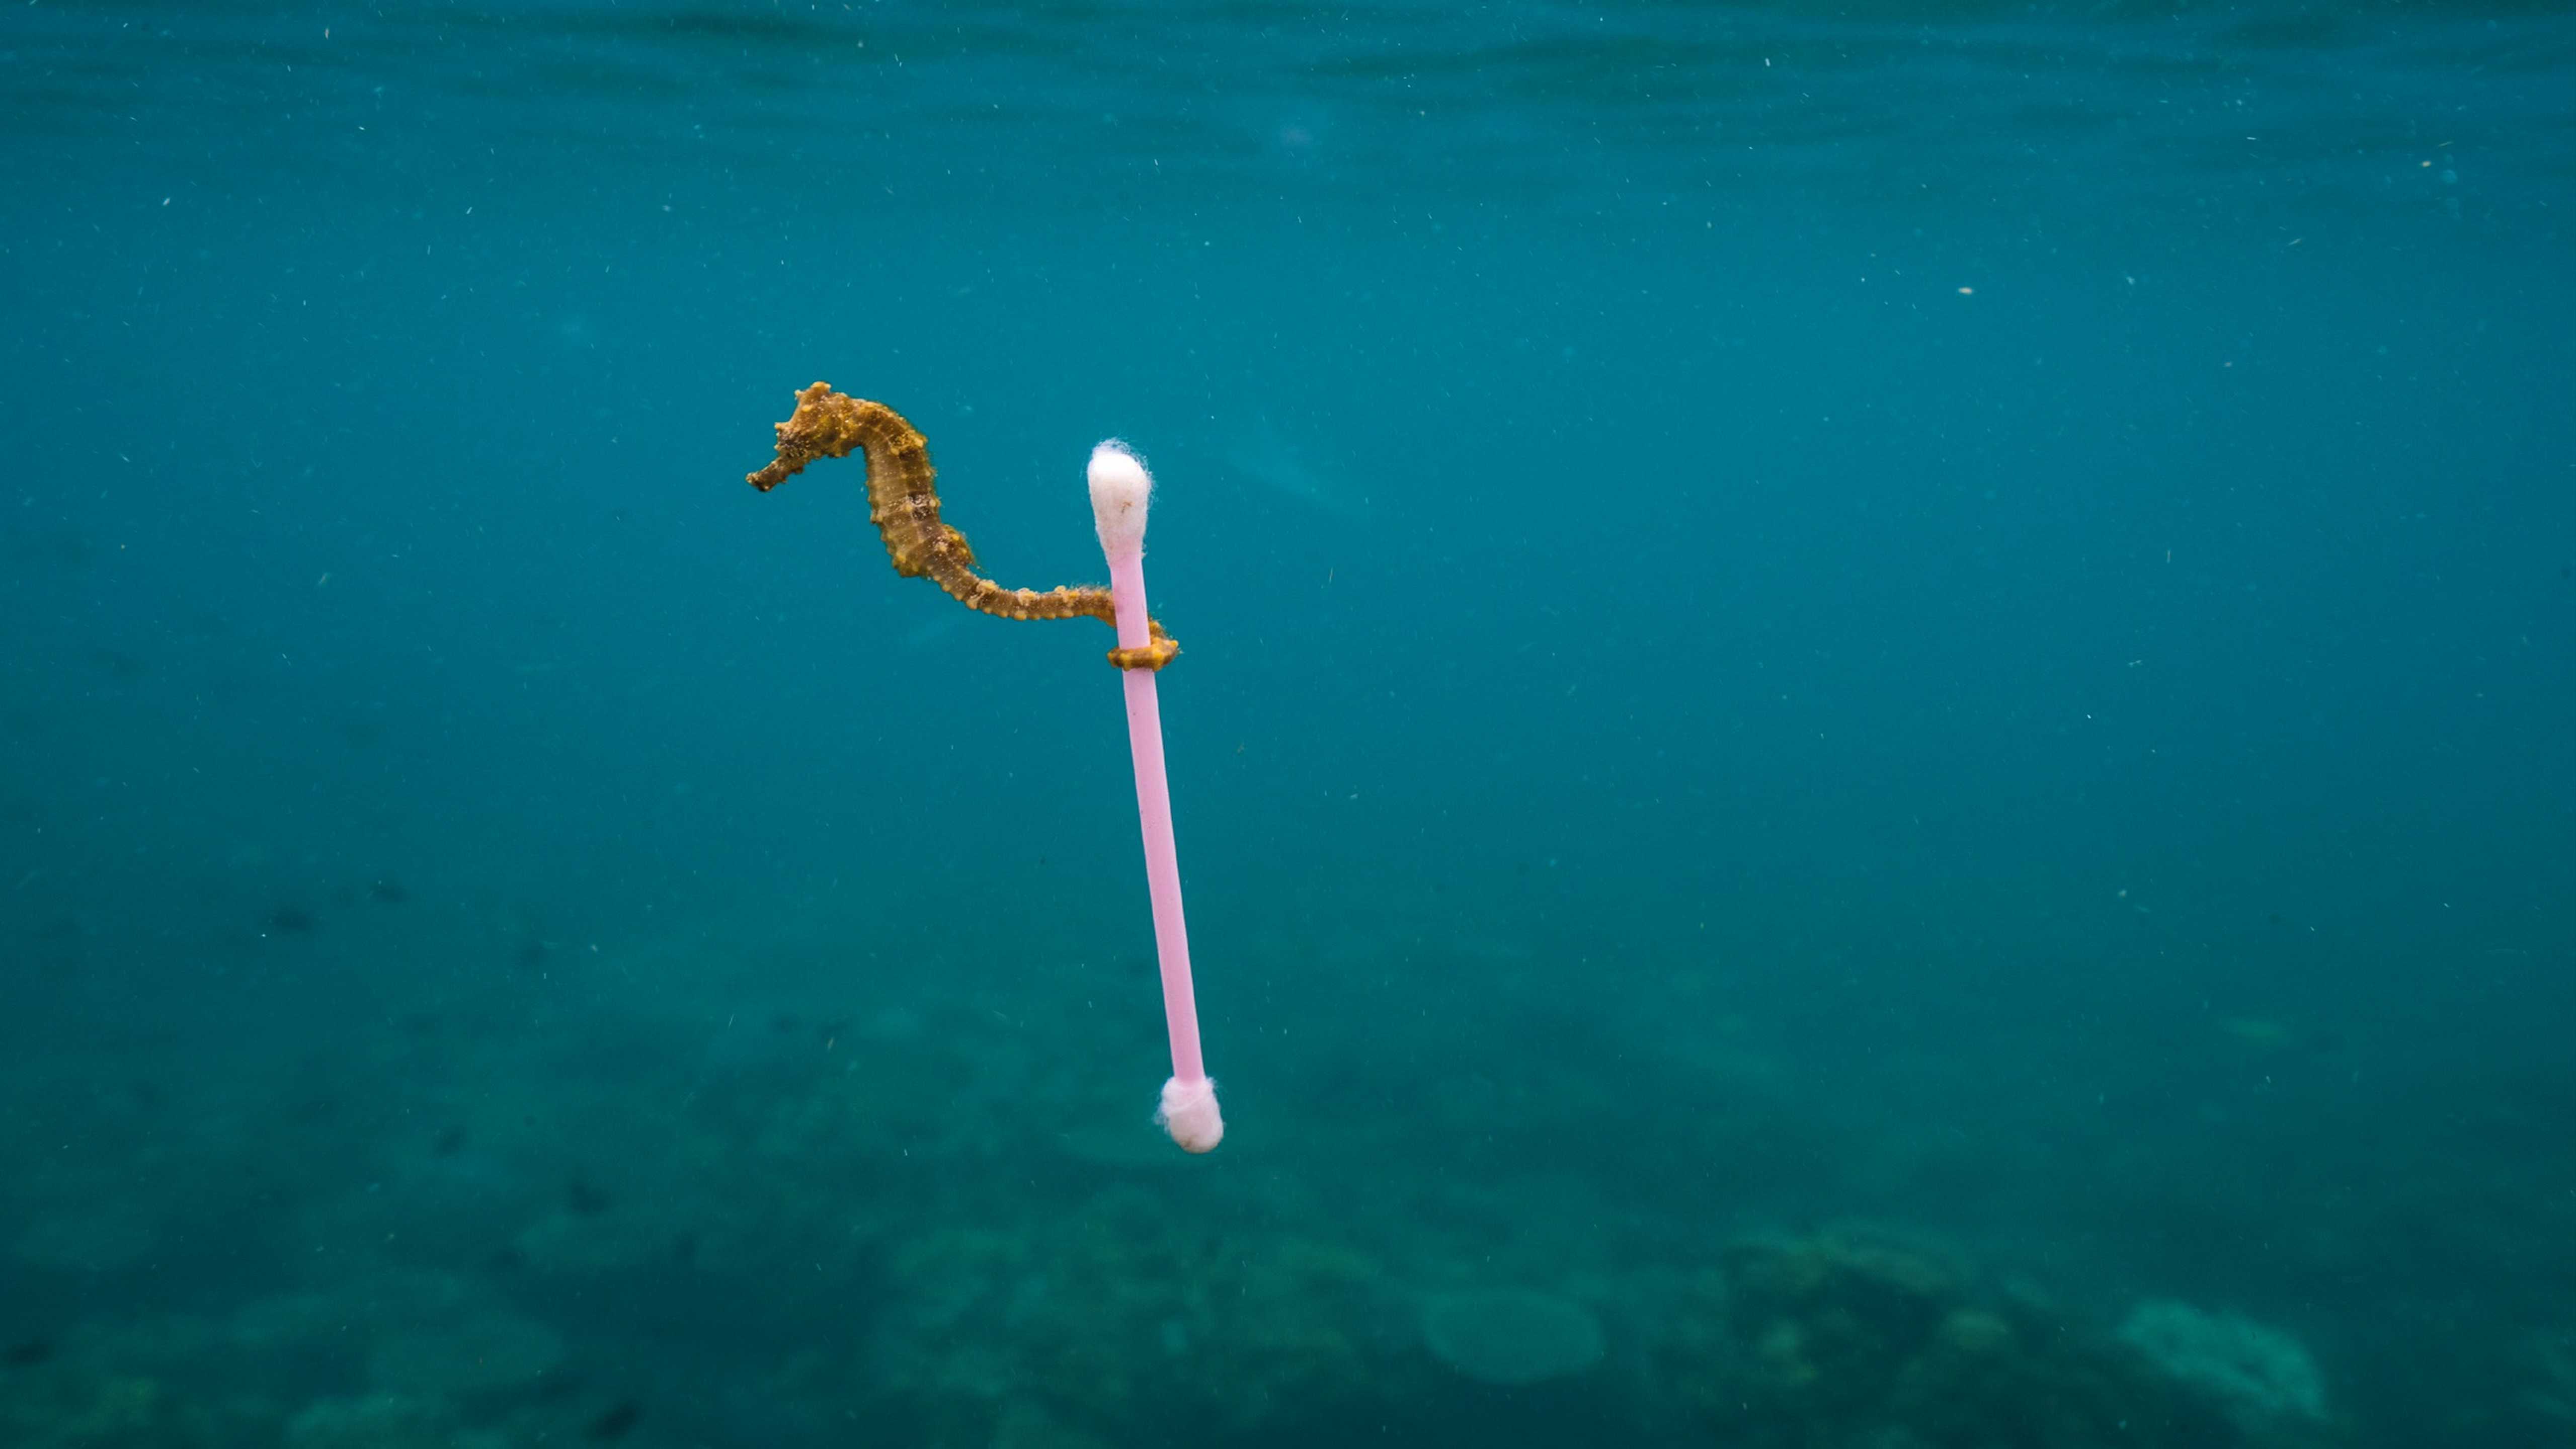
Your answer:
[1089,442,1223,1153]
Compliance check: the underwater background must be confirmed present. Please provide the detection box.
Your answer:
[3,2,2572,1445]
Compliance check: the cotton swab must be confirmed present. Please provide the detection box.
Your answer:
[1088,441,1223,1153]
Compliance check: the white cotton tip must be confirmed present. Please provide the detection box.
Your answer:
[1088,440,1153,560]
[1157,1075,1224,1154]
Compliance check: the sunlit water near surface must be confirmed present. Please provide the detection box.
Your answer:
[4,3,2572,1446]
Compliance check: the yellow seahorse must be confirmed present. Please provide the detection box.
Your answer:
[746,382,1176,671]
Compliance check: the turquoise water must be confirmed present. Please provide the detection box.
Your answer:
[4,3,2571,1445]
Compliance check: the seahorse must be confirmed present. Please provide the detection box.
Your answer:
[746,382,1176,670]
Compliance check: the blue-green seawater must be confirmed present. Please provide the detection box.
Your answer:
[2,3,2570,1445]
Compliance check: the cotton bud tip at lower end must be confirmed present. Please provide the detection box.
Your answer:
[1157,1075,1224,1154]
[1088,440,1153,560]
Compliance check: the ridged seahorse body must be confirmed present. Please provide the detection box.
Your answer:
[747,382,1176,669]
